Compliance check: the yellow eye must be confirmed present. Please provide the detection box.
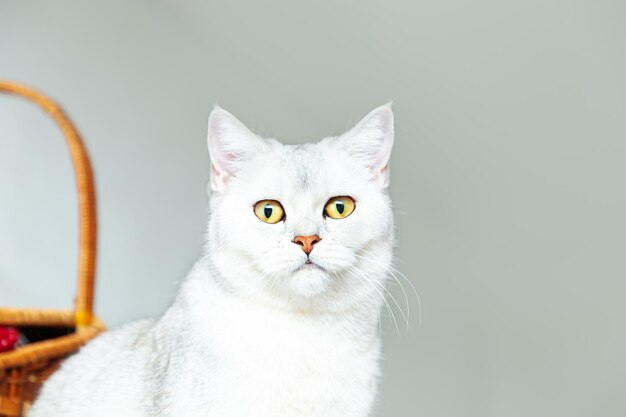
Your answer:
[324,196,355,219]
[254,200,285,224]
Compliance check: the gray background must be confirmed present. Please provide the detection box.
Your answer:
[1,1,625,416]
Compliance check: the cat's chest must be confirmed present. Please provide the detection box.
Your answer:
[208,306,377,375]
[179,303,380,416]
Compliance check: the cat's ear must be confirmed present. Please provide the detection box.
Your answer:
[340,103,395,188]
[207,106,268,192]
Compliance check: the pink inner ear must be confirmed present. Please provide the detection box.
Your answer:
[224,151,238,162]
[213,150,240,173]
[341,104,394,172]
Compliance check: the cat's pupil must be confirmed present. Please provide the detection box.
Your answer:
[336,201,345,214]
[264,205,273,218]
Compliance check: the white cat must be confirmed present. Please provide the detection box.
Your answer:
[29,103,396,417]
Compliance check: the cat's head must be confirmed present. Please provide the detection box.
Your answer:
[205,105,395,312]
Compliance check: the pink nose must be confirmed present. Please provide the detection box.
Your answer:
[292,235,321,255]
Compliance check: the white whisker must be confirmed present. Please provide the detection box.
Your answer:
[345,264,402,337]
[355,248,422,328]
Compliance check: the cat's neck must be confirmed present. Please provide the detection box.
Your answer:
[171,254,382,342]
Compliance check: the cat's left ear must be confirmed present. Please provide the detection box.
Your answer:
[339,103,395,188]
[207,106,268,192]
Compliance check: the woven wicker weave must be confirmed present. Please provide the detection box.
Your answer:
[0,81,105,417]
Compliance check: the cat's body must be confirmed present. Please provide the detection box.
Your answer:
[30,104,396,417]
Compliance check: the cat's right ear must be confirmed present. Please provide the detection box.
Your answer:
[207,106,267,192]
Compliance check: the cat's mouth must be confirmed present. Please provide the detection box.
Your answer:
[298,260,326,272]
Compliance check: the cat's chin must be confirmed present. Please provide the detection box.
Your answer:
[288,264,330,298]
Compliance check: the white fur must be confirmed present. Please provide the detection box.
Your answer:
[30,104,396,417]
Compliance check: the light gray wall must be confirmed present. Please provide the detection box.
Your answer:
[1,1,625,416]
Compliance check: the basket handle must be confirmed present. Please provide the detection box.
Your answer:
[0,80,97,330]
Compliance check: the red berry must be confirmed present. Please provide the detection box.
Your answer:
[0,326,20,352]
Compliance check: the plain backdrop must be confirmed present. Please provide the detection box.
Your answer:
[1,1,625,416]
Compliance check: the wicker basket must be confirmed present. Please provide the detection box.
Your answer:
[0,81,105,417]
